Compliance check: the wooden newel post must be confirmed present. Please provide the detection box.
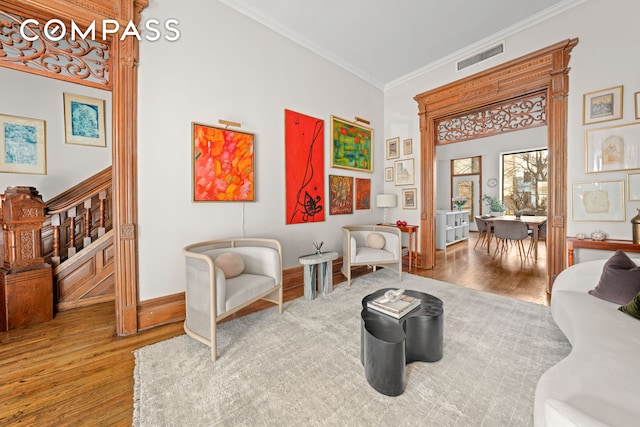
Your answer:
[0,186,53,331]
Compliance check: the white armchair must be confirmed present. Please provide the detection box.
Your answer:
[183,238,283,361]
[341,225,403,286]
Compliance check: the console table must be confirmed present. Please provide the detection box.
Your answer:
[298,251,338,300]
[567,237,640,266]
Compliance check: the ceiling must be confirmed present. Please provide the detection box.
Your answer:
[219,0,583,89]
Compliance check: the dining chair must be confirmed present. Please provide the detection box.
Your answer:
[528,221,547,256]
[474,216,490,249]
[493,220,531,257]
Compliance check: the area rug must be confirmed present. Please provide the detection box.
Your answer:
[133,270,571,426]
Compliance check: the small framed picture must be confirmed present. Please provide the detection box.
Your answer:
[386,137,399,159]
[402,188,417,209]
[0,113,46,174]
[384,166,393,182]
[63,92,107,147]
[571,180,625,221]
[403,138,413,156]
[394,158,414,186]
[635,92,640,120]
[628,173,640,201]
[582,85,623,125]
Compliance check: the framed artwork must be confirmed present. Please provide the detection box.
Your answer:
[328,174,353,215]
[0,113,46,174]
[585,122,640,173]
[628,173,640,201]
[402,188,417,209]
[330,115,373,172]
[284,109,325,224]
[571,180,625,221]
[582,86,623,125]
[403,138,413,156]
[384,167,393,182]
[635,92,640,120]
[192,122,254,202]
[394,158,414,186]
[385,137,399,159]
[63,93,106,147]
[355,178,371,210]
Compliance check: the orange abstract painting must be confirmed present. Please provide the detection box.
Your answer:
[192,123,254,201]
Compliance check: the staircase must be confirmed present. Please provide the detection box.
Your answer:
[42,166,115,311]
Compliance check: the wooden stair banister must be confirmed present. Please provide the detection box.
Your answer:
[41,166,115,311]
[44,166,112,266]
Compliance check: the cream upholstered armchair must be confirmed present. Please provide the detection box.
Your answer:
[341,225,403,286]
[183,238,283,361]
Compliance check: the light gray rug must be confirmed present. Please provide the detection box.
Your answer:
[133,270,571,426]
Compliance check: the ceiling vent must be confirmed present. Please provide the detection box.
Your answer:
[456,43,505,72]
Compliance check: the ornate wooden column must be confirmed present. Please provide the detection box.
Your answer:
[546,44,575,289]
[0,186,52,330]
[111,0,146,336]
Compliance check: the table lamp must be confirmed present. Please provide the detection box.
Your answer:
[376,194,397,225]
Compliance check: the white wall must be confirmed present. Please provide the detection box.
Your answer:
[0,67,112,199]
[137,0,384,300]
[383,0,640,249]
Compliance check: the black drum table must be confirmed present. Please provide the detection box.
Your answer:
[360,288,443,396]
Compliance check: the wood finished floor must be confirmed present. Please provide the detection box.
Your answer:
[0,232,549,426]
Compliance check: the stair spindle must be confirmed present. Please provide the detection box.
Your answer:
[83,199,92,247]
[98,190,107,237]
[51,214,61,266]
[68,207,77,258]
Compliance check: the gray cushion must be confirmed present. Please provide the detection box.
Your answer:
[588,250,640,304]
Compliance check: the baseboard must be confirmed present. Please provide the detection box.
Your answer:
[136,257,344,331]
[137,292,186,331]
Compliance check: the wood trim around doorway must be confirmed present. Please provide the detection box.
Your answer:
[414,38,578,292]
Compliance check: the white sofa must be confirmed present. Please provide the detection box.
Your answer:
[341,225,402,286]
[534,258,640,426]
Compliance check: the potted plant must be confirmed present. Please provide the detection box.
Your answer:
[482,194,506,216]
[452,195,467,211]
[508,191,529,219]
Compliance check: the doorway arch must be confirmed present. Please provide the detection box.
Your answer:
[414,38,578,291]
[0,0,145,335]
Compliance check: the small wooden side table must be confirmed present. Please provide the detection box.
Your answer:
[395,225,419,270]
[298,251,339,300]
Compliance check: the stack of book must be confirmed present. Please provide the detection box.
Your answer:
[367,290,421,318]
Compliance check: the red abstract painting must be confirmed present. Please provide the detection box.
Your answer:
[355,178,371,210]
[192,123,254,201]
[285,109,325,224]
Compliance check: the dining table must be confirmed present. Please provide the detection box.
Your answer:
[483,215,547,259]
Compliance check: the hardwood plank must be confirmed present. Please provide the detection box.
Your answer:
[0,232,547,425]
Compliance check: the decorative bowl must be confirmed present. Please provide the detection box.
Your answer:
[590,230,606,241]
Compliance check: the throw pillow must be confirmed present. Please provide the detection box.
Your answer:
[619,291,640,320]
[367,232,386,249]
[588,250,640,304]
[214,252,245,278]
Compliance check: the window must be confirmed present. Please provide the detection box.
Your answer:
[502,149,548,215]
[452,156,480,175]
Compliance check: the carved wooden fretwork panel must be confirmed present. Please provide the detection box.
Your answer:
[0,10,110,89]
[436,93,546,144]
